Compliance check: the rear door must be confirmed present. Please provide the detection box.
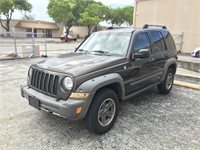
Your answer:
[147,30,168,82]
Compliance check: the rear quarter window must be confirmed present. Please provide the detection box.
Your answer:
[150,31,165,54]
[161,31,176,50]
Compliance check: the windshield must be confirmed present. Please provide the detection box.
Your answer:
[76,32,132,56]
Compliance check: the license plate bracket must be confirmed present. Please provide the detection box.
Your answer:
[29,96,40,110]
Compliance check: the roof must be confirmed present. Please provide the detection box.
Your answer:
[15,20,59,30]
[102,27,136,33]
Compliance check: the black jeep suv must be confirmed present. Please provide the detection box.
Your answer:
[21,24,177,134]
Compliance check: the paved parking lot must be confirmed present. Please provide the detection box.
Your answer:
[0,56,200,150]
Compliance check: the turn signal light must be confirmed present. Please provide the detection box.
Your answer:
[76,107,82,114]
[69,93,90,99]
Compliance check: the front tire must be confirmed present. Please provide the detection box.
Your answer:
[157,68,174,94]
[84,88,119,135]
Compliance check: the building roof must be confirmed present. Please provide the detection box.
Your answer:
[15,20,59,30]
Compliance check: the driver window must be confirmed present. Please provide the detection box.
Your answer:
[133,33,151,52]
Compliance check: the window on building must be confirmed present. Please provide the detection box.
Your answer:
[26,28,37,38]
[26,29,32,38]
[34,29,37,38]
[46,29,52,38]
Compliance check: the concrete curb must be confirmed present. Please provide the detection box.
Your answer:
[174,80,200,90]
[177,60,200,73]
[175,74,200,84]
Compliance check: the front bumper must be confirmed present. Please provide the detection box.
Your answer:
[20,85,94,120]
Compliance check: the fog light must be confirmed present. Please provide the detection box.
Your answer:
[76,107,82,114]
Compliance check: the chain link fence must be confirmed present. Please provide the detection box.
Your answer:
[0,30,47,60]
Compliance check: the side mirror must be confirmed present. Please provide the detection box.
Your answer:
[133,49,150,59]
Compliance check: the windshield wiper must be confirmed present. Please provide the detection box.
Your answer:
[76,49,89,53]
[90,50,110,55]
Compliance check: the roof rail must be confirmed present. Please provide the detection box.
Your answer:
[143,24,167,29]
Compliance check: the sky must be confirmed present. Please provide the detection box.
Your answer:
[11,0,134,22]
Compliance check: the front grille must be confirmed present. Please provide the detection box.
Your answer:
[30,68,59,96]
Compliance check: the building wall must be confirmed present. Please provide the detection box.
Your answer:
[0,20,26,37]
[0,20,63,38]
[69,26,108,38]
[133,0,200,53]
[52,23,63,38]
[70,26,88,38]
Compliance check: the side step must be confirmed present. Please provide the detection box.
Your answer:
[123,82,159,101]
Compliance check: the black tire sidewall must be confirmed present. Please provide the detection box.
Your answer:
[158,68,174,94]
[196,51,200,57]
[85,88,119,134]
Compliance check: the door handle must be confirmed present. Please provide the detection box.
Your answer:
[148,57,155,62]
[164,54,168,58]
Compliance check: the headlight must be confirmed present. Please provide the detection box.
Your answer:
[63,77,73,90]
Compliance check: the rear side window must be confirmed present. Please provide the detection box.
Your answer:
[133,32,151,52]
[161,31,176,50]
[150,31,165,54]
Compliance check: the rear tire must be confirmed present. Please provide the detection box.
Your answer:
[157,68,174,94]
[84,88,119,135]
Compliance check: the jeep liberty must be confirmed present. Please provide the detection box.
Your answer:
[21,24,177,134]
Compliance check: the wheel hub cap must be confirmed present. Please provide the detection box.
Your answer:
[98,98,116,127]
[166,73,173,89]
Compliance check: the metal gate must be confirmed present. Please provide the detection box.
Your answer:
[172,32,184,53]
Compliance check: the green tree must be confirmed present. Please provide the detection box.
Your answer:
[122,6,134,26]
[107,6,134,26]
[70,0,95,26]
[107,8,124,26]
[22,13,35,20]
[0,0,32,32]
[48,0,73,38]
[47,0,93,40]
[78,2,109,35]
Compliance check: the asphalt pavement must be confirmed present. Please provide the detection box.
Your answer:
[0,58,200,150]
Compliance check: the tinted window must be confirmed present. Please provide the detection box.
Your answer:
[161,31,176,50]
[150,31,165,54]
[133,33,151,52]
[158,32,166,50]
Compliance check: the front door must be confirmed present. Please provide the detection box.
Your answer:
[124,32,158,95]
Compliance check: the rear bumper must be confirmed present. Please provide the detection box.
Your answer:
[20,84,94,120]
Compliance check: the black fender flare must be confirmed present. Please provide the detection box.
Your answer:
[74,73,125,119]
[160,58,177,82]
[75,73,125,97]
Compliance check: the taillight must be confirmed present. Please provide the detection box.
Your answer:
[175,51,178,60]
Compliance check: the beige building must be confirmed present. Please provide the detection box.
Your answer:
[133,0,200,53]
[69,26,89,38]
[69,26,107,38]
[0,19,63,38]
[0,19,105,39]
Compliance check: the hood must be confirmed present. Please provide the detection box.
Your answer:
[35,53,126,77]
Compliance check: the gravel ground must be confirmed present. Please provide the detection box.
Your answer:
[0,58,200,150]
